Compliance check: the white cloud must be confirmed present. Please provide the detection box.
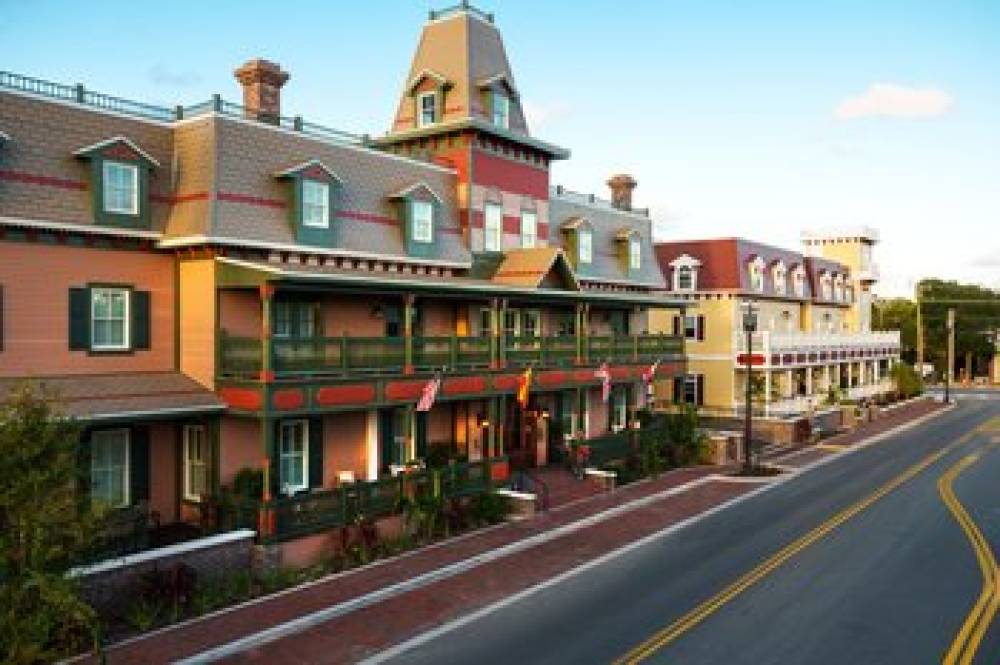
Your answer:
[522,99,571,130]
[833,83,954,120]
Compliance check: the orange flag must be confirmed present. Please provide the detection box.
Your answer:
[516,367,532,408]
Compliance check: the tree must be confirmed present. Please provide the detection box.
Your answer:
[0,384,98,663]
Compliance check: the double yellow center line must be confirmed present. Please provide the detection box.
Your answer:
[940,435,1000,664]
[616,419,996,664]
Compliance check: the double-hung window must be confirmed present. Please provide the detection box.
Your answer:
[91,287,129,351]
[578,229,593,264]
[492,92,510,129]
[183,425,208,502]
[412,200,434,243]
[302,180,329,228]
[677,266,694,290]
[611,388,628,432]
[520,210,537,248]
[102,161,139,215]
[418,92,437,127]
[629,238,641,270]
[484,203,503,252]
[683,315,699,340]
[279,419,309,495]
[91,429,129,508]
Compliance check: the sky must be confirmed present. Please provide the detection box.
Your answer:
[2,0,998,297]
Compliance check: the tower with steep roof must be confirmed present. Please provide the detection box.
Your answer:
[374,3,569,254]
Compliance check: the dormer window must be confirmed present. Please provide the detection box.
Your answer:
[493,92,510,129]
[578,228,593,264]
[275,160,342,246]
[629,237,641,271]
[792,266,806,297]
[102,161,138,215]
[771,261,787,295]
[302,180,330,228]
[748,257,766,292]
[485,202,503,252]
[418,91,437,128]
[670,254,701,291]
[820,273,833,300]
[412,200,433,243]
[74,136,159,229]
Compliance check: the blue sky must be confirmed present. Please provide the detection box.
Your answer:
[3,0,997,296]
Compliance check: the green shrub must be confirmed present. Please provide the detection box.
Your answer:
[891,363,924,399]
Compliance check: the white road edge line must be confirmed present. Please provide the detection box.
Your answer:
[180,400,953,664]
[362,401,956,664]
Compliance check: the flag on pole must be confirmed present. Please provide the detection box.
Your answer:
[595,362,611,403]
[416,373,441,412]
[641,359,660,386]
[516,367,533,408]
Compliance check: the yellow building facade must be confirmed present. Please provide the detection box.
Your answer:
[651,232,901,415]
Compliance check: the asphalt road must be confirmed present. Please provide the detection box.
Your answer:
[379,391,1000,665]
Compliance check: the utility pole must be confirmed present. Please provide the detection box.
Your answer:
[945,308,955,404]
[742,301,758,473]
[915,283,924,380]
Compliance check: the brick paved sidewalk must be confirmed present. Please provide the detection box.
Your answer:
[93,465,726,664]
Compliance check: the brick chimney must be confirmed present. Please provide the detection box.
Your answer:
[607,174,637,211]
[234,59,289,124]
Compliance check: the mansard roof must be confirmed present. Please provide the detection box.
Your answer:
[549,191,666,289]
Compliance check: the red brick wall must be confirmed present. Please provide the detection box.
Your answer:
[0,241,175,377]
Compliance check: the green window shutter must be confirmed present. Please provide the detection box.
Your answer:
[130,426,150,504]
[270,421,282,499]
[132,290,151,350]
[415,412,428,459]
[68,287,91,350]
[308,417,324,489]
[379,409,395,471]
[673,377,683,405]
[77,430,92,509]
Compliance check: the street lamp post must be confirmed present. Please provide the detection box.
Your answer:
[945,308,955,404]
[742,301,758,473]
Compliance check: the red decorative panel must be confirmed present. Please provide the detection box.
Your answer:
[315,384,376,406]
[443,376,487,395]
[537,222,550,240]
[493,374,520,391]
[502,215,521,234]
[738,354,766,367]
[574,369,597,383]
[220,387,263,411]
[537,370,568,387]
[386,380,426,401]
[610,366,633,380]
[272,388,305,410]
[472,150,549,199]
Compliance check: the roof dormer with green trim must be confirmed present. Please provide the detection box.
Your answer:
[390,182,445,260]
[73,136,160,230]
[275,159,343,247]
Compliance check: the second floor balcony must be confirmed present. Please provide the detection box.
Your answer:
[733,330,900,368]
[218,332,683,380]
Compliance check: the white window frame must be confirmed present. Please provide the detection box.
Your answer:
[412,200,434,243]
[183,424,208,502]
[102,161,139,215]
[578,228,593,264]
[484,202,503,252]
[90,287,130,351]
[520,210,537,248]
[677,266,694,290]
[629,237,641,271]
[683,375,699,405]
[611,387,628,432]
[792,268,806,297]
[492,92,510,129]
[417,91,437,128]
[301,180,330,229]
[670,255,701,291]
[683,314,700,340]
[91,428,130,508]
[749,260,765,293]
[279,419,309,495]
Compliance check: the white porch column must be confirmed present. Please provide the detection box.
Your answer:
[824,365,831,393]
[366,409,379,480]
[805,367,813,396]
[785,369,794,398]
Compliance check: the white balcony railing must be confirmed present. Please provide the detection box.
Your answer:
[734,330,901,367]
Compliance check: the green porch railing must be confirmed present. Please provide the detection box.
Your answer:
[264,457,506,543]
[218,333,683,379]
